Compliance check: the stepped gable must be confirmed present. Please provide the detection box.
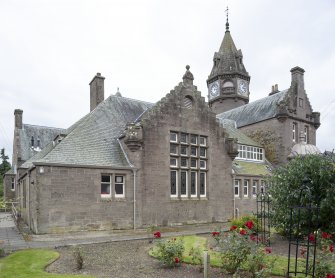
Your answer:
[35,95,154,167]
[217,89,289,127]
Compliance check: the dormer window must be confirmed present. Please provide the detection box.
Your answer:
[237,145,263,161]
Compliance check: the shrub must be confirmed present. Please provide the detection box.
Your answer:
[230,215,259,233]
[72,246,84,270]
[154,237,184,267]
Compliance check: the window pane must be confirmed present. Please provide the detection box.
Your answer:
[180,146,188,155]
[200,160,206,169]
[115,183,123,195]
[101,175,110,183]
[200,172,206,196]
[200,147,206,157]
[101,184,110,195]
[181,158,188,167]
[115,176,123,183]
[180,133,188,143]
[171,171,177,195]
[191,159,197,168]
[181,171,187,195]
[170,158,177,166]
[191,146,197,156]
[191,172,196,195]
[200,137,206,146]
[170,144,178,154]
[170,132,177,142]
[190,134,197,144]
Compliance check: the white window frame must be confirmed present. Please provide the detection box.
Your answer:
[244,180,249,198]
[115,175,125,198]
[190,171,197,197]
[200,172,206,197]
[180,133,188,144]
[199,136,206,146]
[101,175,112,198]
[190,134,198,145]
[170,144,178,155]
[190,146,197,157]
[180,170,188,197]
[234,179,240,197]
[11,178,15,191]
[252,180,258,197]
[190,158,197,169]
[170,170,178,197]
[237,145,264,161]
[180,145,188,156]
[180,157,188,168]
[199,147,206,158]
[170,132,178,143]
[199,160,206,169]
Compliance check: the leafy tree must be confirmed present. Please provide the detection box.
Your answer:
[269,154,335,233]
[0,148,11,197]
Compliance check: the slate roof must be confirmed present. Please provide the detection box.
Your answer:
[20,142,55,169]
[217,89,289,128]
[35,95,154,167]
[4,167,15,175]
[18,124,66,162]
[232,160,272,176]
[221,120,262,147]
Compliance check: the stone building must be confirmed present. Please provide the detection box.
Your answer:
[4,17,320,233]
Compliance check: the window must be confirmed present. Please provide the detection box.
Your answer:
[200,172,206,197]
[252,180,258,197]
[200,136,206,146]
[170,132,178,142]
[292,123,297,142]
[31,136,34,147]
[200,147,206,158]
[223,81,234,88]
[180,146,188,156]
[299,98,304,108]
[170,171,177,196]
[237,145,263,161]
[181,171,188,197]
[115,176,124,197]
[11,178,15,191]
[261,180,267,193]
[190,134,197,145]
[304,126,309,143]
[101,175,111,198]
[234,180,240,197]
[183,96,193,109]
[244,180,249,197]
[169,131,208,198]
[170,144,178,155]
[180,133,188,144]
[190,171,197,196]
[170,158,177,167]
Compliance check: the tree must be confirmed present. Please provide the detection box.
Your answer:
[0,148,11,197]
[269,154,335,233]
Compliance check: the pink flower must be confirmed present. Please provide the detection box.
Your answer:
[245,220,254,230]
[265,247,272,254]
[175,257,180,264]
[211,231,220,237]
[322,232,329,239]
[230,225,238,231]
[153,231,161,238]
[330,245,334,253]
[250,234,256,241]
[326,274,335,278]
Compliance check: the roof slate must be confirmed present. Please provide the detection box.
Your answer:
[222,123,262,147]
[35,95,154,167]
[217,89,289,127]
[19,124,66,162]
[233,160,272,176]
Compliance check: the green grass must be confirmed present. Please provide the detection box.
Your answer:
[150,235,332,277]
[0,249,94,278]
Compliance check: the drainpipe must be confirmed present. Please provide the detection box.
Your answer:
[232,173,236,219]
[132,168,137,230]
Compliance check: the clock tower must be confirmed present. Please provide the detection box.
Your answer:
[207,12,250,114]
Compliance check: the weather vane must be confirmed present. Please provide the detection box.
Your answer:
[225,6,230,31]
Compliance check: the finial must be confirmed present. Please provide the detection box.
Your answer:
[225,6,230,31]
[115,87,122,97]
[186,65,190,70]
[183,65,194,86]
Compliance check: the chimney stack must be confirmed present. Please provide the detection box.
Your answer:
[14,109,23,129]
[89,72,105,111]
[290,66,305,90]
[269,84,279,96]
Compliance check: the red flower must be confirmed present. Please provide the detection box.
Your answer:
[239,229,247,235]
[230,225,238,231]
[265,247,272,254]
[153,231,161,238]
[250,234,256,241]
[327,274,335,278]
[211,231,220,236]
[245,220,254,230]
[322,232,329,239]
[308,234,315,242]
[175,257,180,264]
[330,245,334,253]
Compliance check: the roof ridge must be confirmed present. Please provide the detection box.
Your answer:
[110,94,154,106]
[23,123,65,130]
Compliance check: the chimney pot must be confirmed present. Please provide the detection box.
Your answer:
[14,109,23,129]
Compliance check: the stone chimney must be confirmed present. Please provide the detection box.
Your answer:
[14,109,23,129]
[89,72,105,112]
[269,84,279,96]
[290,66,305,91]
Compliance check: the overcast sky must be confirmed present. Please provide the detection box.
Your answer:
[1,0,334,163]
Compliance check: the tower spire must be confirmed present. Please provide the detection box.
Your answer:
[225,6,229,32]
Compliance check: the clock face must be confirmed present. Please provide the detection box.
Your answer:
[238,80,248,96]
[209,81,220,99]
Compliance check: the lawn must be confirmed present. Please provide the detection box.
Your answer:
[0,249,94,278]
